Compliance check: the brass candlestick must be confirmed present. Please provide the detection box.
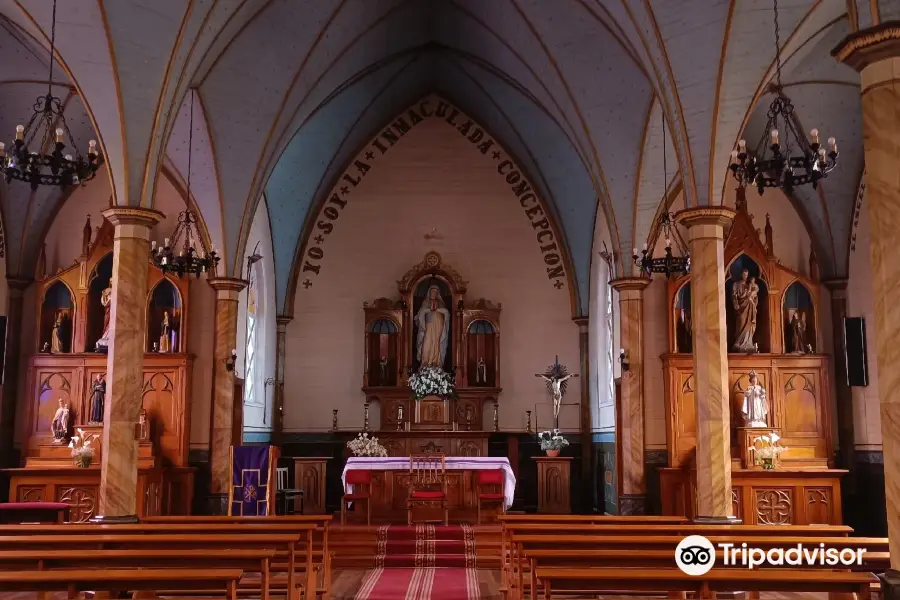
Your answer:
[363,402,370,432]
[465,405,473,431]
[331,409,339,432]
[493,403,499,432]
[397,405,404,431]
[525,410,532,433]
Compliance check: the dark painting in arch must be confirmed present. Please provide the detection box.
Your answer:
[412,277,453,374]
[725,255,770,353]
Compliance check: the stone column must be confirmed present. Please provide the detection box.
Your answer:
[0,278,32,470]
[610,277,650,515]
[94,207,163,522]
[675,206,739,523]
[271,315,291,448]
[834,24,900,566]
[573,316,591,512]
[207,277,248,514]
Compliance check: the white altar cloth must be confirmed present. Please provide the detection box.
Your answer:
[342,456,516,509]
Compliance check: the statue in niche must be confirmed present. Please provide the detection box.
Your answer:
[477,358,487,384]
[731,269,759,353]
[36,243,47,280]
[764,214,774,256]
[139,409,149,440]
[741,371,768,428]
[51,399,70,443]
[379,356,388,384]
[415,285,450,368]
[82,214,92,257]
[89,374,106,424]
[96,281,112,352]
[790,311,807,354]
[158,311,171,353]
[50,312,65,353]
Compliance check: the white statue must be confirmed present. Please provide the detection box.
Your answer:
[415,285,450,368]
[96,282,112,351]
[742,370,768,427]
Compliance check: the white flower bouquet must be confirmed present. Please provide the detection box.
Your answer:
[538,429,569,451]
[748,433,788,469]
[408,365,455,400]
[68,428,99,468]
[347,432,388,457]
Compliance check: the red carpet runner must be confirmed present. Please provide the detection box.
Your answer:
[355,525,480,599]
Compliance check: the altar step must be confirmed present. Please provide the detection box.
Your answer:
[330,523,500,569]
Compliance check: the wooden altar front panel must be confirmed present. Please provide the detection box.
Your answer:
[4,466,196,522]
[535,456,572,514]
[372,431,489,457]
[658,468,845,525]
[292,457,329,514]
[663,354,833,469]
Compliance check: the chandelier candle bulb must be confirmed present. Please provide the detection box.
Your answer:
[0,142,5,156]
[642,242,648,251]
[810,129,819,144]
[64,154,72,161]
[739,139,747,150]
[770,129,779,145]
[15,125,23,140]
[828,137,837,152]
[55,128,64,143]
[88,140,97,155]
[731,150,738,163]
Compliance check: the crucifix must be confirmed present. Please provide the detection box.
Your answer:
[535,355,578,429]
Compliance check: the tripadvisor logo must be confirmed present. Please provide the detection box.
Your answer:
[675,535,866,575]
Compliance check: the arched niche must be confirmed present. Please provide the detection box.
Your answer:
[40,281,74,353]
[783,280,816,354]
[366,317,400,387]
[411,276,455,374]
[465,319,497,387]
[673,283,692,353]
[148,278,183,353]
[87,253,113,351]
[726,254,770,353]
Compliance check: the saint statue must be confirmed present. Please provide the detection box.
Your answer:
[96,281,112,351]
[89,374,106,424]
[741,370,768,427]
[51,399,70,442]
[791,311,807,354]
[476,358,487,384]
[379,356,388,384]
[731,269,759,353]
[159,312,171,353]
[82,214,92,257]
[415,285,450,368]
[50,312,64,353]
[139,409,149,440]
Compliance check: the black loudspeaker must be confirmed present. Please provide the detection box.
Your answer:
[0,316,7,386]
[844,317,869,387]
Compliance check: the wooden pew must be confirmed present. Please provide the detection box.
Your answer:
[0,533,301,599]
[0,548,275,599]
[0,521,319,599]
[534,567,877,599]
[143,514,332,598]
[0,568,244,600]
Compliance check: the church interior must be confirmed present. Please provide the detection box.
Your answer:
[0,1,897,599]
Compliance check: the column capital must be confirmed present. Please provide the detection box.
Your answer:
[276,315,293,327]
[822,278,849,295]
[675,206,736,229]
[832,21,900,72]
[6,277,32,294]
[208,277,248,300]
[572,316,588,330]
[610,277,650,293]
[101,207,165,230]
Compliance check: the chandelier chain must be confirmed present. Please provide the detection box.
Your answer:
[773,0,782,88]
[47,0,57,96]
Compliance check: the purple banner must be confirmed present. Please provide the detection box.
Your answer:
[230,445,272,516]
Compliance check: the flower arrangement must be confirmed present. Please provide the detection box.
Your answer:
[408,365,455,400]
[538,429,569,456]
[68,428,99,468]
[347,432,388,457]
[749,433,788,470]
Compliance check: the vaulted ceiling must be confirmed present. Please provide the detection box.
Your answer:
[0,0,881,316]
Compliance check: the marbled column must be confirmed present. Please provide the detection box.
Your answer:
[835,26,900,566]
[96,207,164,521]
[675,206,738,522]
[0,278,31,469]
[573,316,591,512]
[207,277,248,507]
[610,277,650,515]
[823,279,855,472]
[272,315,291,448]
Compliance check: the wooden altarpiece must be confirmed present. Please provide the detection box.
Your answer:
[361,252,501,456]
[5,216,195,521]
[658,197,845,525]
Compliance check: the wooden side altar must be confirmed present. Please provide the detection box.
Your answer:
[4,216,195,520]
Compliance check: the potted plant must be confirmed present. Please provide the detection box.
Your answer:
[68,428,99,468]
[749,433,787,470]
[346,432,388,457]
[538,429,569,457]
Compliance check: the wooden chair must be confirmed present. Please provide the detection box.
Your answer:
[476,469,506,524]
[341,470,372,525]
[275,467,304,515]
[407,453,448,525]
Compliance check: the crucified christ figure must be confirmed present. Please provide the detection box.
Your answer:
[535,372,578,418]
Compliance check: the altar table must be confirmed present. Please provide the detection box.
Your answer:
[342,457,516,520]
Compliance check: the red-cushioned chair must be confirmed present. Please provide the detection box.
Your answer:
[407,453,448,525]
[341,470,372,525]
[476,469,506,524]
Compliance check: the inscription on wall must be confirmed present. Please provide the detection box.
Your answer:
[299,97,568,292]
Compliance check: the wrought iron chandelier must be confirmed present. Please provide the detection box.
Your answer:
[0,0,101,190]
[632,112,690,279]
[150,90,219,278]
[729,0,838,194]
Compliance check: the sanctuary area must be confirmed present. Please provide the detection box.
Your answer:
[0,1,897,599]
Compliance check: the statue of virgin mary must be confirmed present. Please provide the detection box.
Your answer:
[415,285,450,368]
